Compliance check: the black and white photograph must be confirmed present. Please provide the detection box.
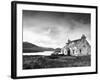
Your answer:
[11,1,97,79]
[23,10,91,69]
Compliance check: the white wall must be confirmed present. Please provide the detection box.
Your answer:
[0,0,99,80]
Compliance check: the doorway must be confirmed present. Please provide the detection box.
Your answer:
[67,48,70,56]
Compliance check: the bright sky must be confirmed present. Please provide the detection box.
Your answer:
[23,10,91,48]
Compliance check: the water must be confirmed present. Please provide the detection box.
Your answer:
[23,51,54,56]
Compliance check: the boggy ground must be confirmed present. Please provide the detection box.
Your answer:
[23,55,91,69]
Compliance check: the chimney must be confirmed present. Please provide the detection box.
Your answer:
[81,34,86,40]
[68,38,71,43]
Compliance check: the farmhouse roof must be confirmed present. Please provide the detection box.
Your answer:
[66,34,87,44]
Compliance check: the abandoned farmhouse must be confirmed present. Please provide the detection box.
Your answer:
[60,34,91,56]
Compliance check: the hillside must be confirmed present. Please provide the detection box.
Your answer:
[23,42,54,53]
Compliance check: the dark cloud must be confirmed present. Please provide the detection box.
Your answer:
[23,10,90,26]
[23,10,91,48]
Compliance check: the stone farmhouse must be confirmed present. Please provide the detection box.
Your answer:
[61,34,91,56]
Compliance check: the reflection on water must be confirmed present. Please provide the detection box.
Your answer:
[23,51,53,56]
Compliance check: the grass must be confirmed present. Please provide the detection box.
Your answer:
[23,55,91,69]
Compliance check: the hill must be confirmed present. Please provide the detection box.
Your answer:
[23,42,54,53]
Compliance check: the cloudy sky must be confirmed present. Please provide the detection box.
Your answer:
[23,10,91,48]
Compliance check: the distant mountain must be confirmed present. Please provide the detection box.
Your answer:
[23,42,39,48]
[23,42,54,53]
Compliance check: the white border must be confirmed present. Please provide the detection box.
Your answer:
[17,3,96,77]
